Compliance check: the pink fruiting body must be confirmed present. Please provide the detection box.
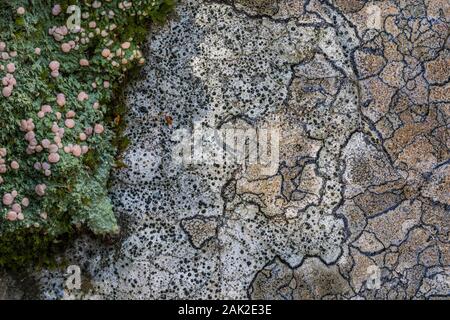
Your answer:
[72,145,82,157]
[16,7,25,15]
[65,119,75,128]
[61,43,71,53]
[3,193,13,206]
[35,184,47,196]
[52,4,62,16]
[12,203,21,213]
[101,48,111,58]
[6,63,15,73]
[6,211,17,221]
[80,59,89,66]
[66,110,76,118]
[94,123,104,134]
[48,153,60,163]
[56,93,66,106]
[10,161,19,170]
[21,198,29,207]
[2,86,12,97]
[49,61,60,71]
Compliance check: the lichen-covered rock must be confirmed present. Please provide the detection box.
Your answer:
[4,0,450,300]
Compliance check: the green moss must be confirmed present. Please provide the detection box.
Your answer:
[0,0,175,269]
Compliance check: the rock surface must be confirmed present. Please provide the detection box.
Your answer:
[3,0,449,300]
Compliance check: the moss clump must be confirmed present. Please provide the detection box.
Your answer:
[0,0,175,269]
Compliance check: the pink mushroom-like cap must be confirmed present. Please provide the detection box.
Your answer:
[34,162,42,170]
[77,91,89,102]
[66,110,76,118]
[17,213,24,220]
[94,123,104,134]
[0,148,6,157]
[21,197,29,207]
[56,93,66,107]
[42,162,50,170]
[3,193,14,206]
[11,190,17,198]
[79,132,87,141]
[6,211,17,221]
[41,139,51,148]
[10,161,19,170]
[16,7,26,15]
[121,42,131,49]
[6,63,15,73]
[41,105,52,113]
[2,86,12,97]
[37,111,45,118]
[61,43,71,53]
[8,77,17,87]
[35,184,47,197]
[12,203,21,213]
[20,120,28,131]
[48,144,59,153]
[51,123,59,133]
[51,70,60,78]
[79,59,89,66]
[29,138,38,147]
[65,119,75,128]
[35,47,41,55]
[25,131,35,141]
[81,145,89,154]
[72,145,82,157]
[85,127,93,136]
[52,4,62,16]
[101,48,111,58]
[26,119,35,131]
[49,61,60,71]
[48,152,60,163]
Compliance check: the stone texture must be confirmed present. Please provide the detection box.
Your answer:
[2,0,449,300]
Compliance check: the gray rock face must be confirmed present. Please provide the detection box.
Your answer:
[9,0,449,300]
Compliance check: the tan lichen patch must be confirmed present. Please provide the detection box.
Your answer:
[234,0,279,16]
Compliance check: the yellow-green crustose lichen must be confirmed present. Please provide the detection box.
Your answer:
[0,0,174,268]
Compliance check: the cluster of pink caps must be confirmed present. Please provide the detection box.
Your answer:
[1,41,17,98]
[1,4,115,222]
[0,148,19,185]
[2,189,29,222]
